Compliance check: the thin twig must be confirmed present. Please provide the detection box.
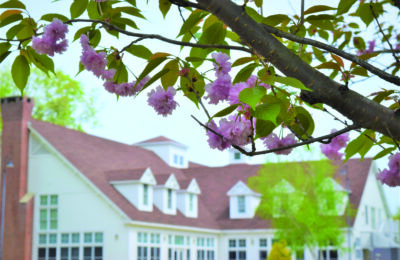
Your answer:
[120,37,146,53]
[65,19,252,54]
[178,6,198,43]
[191,115,359,156]
[384,122,400,151]
[261,24,400,86]
[370,4,400,66]
[168,0,205,10]
[250,116,256,152]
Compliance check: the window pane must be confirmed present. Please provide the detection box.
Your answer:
[39,234,46,245]
[38,248,46,257]
[72,233,80,243]
[48,248,56,257]
[61,233,69,244]
[238,196,245,213]
[95,247,103,257]
[238,251,246,260]
[260,251,267,260]
[72,248,79,260]
[229,251,236,260]
[143,184,148,206]
[259,239,267,247]
[61,248,69,258]
[95,232,103,243]
[50,195,58,205]
[229,239,236,248]
[49,234,57,244]
[167,189,172,209]
[40,195,48,206]
[143,232,148,243]
[84,232,93,243]
[174,235,184,245]
[84,247,92,260]
[238,239,246,247]
[50,220,57,230]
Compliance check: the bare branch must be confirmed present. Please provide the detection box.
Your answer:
[66,19,252,54]
[261,24,400,86]
[370,4,400,66]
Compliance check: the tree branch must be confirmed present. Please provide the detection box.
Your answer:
[191,115,359,156]
[370,4,400,66]
[65,19,253,54]
[261,24,400,86]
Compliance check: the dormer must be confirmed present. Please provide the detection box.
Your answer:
[135,136,188,168]
[111,168,156,212]
[228,149,251,164]
[153,174,180,215]
[227,181,260,219]
[177,179,201,218]
[316,178,349,216]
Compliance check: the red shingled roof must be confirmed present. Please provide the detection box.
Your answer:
[30,119,371,230]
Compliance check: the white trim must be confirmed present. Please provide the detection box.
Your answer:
[136,140,188,149]
[29,124,130,221]
[125,220,221,234]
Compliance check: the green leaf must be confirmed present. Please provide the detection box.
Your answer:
[0,12,22,28]
[358,52,379,61]
[11,54,30,93]
[159,0,171,18]
[373,147,396,160]
[161,60,179,89]
[126,45,152,60]
[306,19,334,30]
[136,57,168,87]
[185,56,206,62]
[337,0,357,15]
[255,119,276,139]
[110,61,128,84]
[114,7,145,19]
[304,5,336,15]
[239,86,266,110]
[262,14,290,27]
[0,0,25,9]
[198,22,226,45]
[70,0,88,19]
[353,37,366,50]
[41,13,69,22]
[255,96,282,124]
[233,63,257,84]
[178,10,208,36]
[73,26,91,41]
[0,42,11,56]
[140,68,170,92]
[27,46,55,75]
[331,53,344,68]
[87,1,101,20]
[372,90,395,104]
[112,17,138,30]
[211,104,240,119]
[351,66,368,77]
[358,3,373,27]
[288,106,315,138]
[312,47,326,63]
[232,56,257,67]
[245,6,264,23]
[0,50,11,63]
[315,61,341,71]
[344,130,375,161]
[6,23,23,39]
[274,77,310,91]
[16,18,36,40]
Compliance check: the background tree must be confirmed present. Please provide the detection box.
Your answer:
[0,68,97,131]
[0,0,400,185]
[267,240,292,260]
[248,161,349,259]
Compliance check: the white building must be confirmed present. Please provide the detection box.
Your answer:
[0,96,398,260]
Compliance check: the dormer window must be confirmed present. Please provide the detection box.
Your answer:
[173,154,178,164]
[237,196,245,213]
[143,184,149,206]
[179,156,184,166]
[189,194,194,212]
[167,189,173,209]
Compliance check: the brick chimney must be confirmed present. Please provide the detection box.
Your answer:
[0,96,34,260]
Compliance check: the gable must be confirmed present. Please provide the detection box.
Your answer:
[139,168,157,185]
[226,180,258,196]
[165,174,180,190]
[186,179,201,194]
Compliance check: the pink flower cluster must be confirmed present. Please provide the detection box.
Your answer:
[262,133,297,155]
[104,76,150,97]
[320,130,350,161]
[205,52,232,104]
[377,153,400,187]
[206,115,252,150]
[80,34,115,80]
[32,19,68,56]
[147,86,178,116]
